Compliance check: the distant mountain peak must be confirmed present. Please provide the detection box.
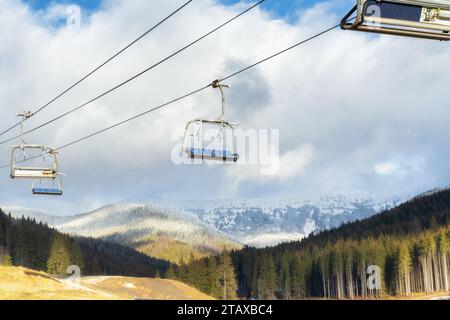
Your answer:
[180,192,404,247]
[1,190,405,250]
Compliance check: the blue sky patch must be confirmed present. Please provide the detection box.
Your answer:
[23,0,326,20]
[24,0,102,12]
[221,0,318,21]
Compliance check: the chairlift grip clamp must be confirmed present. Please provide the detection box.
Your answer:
[211,79,230,89]
[16,110,33,119]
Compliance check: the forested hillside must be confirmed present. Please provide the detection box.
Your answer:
[0,209,169,277]
[295,188,450,248]
[175,189,450,299]
[166,251,238,300]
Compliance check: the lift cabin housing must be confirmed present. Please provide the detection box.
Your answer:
[182,80,239,163]
[341,0,450,40]
[183,119,239,162]
[10,145,59,179]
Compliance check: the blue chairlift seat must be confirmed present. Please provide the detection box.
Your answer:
[32,188,63,196]
[186,148,239,162]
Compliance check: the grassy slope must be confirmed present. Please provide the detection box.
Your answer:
[82,276,214,300]
[0,266,213,300]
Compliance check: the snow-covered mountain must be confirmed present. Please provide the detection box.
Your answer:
[1,191,405,251]
[56,203,237,244]
[179,192,404,247]
[1,203,241,264]
[412,186,450,200]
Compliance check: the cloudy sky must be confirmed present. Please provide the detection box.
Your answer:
[0,0,449,215]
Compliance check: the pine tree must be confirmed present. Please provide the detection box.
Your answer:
[47,235,71,276]
[436,228,449,291]
[217,251,238,300]
[70,240,85,272]
[279,253,291,299]
[317,251,331,299]
[177,256,188,283]
[165,265,176,279]
[290,255,306,299]
[262,254,278,299]
[251,258,263,300]
[394,242,412,295]
[0,218,4,248]
[205,255,222,297]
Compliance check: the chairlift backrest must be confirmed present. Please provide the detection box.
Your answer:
[10,145,59,179]
[341,0,450,40]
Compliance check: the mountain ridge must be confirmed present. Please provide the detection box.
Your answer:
[1,191,405,249]
[2,202,241,264]
[177,188,450,300]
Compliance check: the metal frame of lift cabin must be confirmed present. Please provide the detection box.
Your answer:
[182,80,239,163]
[10,145,59,180]
[341,0,450,40]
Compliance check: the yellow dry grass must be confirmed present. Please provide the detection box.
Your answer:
[82,276,214,300]
[0,266,213,300]
[0,266,109,300]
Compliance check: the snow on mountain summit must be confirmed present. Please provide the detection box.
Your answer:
[1,191,405,249]
[181,192,404,247]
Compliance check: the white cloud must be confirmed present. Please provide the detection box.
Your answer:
[223,144,315,195]
[0,0,449,213]
[279,145,315,179]
[374,157,425,178]
[374,162,398,176]
[36,3,76,26]
[264,144,315,180]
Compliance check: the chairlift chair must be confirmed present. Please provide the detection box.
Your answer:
[10,145,59,179]
[10,111,59,180]
[183,120,239,162]
[31,177,63,196]
[341,0,450,40]
[182,80,239,163]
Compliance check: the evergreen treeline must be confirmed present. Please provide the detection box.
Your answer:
[296,189,450,249]
[0,209,169,277]
[179,189,450,299]
[167,252,238,300]
[230,227,450,299]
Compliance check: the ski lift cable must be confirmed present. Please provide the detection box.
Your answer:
[0,0,195,138]
[219,23,341,82]
[0,21,341,170]
[0,0,267,146]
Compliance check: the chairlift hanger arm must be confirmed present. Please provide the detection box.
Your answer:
[16,111,33,145]
[211,79,230,121]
